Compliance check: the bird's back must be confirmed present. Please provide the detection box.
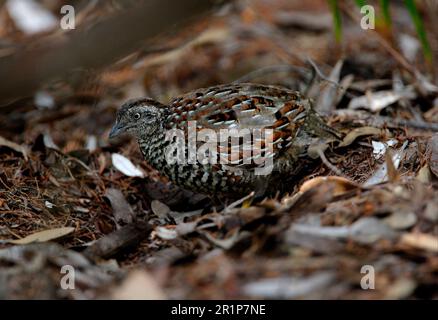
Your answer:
[145,83,339,196]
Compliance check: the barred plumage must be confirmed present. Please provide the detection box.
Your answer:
[109,83,341,197]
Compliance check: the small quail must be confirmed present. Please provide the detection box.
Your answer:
[109,83,341,197]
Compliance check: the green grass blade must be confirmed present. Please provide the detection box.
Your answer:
[404,0,432,62]
[379,0,391,28]
[328,0,342,42]
[354,0,367,8]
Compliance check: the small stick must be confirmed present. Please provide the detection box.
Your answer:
[317,148,344,177]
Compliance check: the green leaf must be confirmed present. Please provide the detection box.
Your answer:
[354,0,367,8]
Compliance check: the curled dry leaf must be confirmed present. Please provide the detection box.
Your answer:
[299,176,360,197]
[315,59,343,114]
[155,226,178,240]
[0,136,29,160]
[338,126,383,147]
[111,153,144,178]
[7,227,75,244]
[347,89,416,112]
[372,139,398,159]
[364,141,408,187]
[202,229,248,250]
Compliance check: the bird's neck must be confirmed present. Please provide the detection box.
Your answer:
[137,123,169,167]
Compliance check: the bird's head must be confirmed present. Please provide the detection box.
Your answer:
[109,98,167,140]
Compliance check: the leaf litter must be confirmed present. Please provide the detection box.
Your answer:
[0,0,437,300]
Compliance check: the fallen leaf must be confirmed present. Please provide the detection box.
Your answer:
[299,176,360,196]
[105,188,135,225]
[350,217,398,244]
[416,165,431,184]
[384,278,417,299]
[151,200,170,218]
[175,221,197,236]
[7,227,75,244]
[364,140,408,187]
[285,230,343,254]
[315,59,343,114]
[383,212,417,230]
[155,226,178,240]
[348,89,415,112]
[0,136,29,160]
[202,230,248,250]
[291,217,397,244]
[372,139,398,159]
[242,272,336,299]
[6,0,57,35]
[111,153,144,178]
[338,126,383,147]
[399,34,420,63]
[400,233,438,253]
[424,201,438,222]
[111,270,166,299]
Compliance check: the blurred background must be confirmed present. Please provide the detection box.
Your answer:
[0,0,437,299]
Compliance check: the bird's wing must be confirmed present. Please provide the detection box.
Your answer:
[167,83,310,170]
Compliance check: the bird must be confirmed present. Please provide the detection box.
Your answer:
[109,83,342,198]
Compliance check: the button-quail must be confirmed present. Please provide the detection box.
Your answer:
[109,83,341,197]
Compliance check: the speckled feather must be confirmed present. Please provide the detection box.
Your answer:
[112,83,341,196]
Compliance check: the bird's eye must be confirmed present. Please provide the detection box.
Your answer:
[133,112,141,120]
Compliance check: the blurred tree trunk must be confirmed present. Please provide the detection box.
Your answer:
[0,0,231,103]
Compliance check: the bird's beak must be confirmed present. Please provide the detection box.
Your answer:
[109,123,124,139]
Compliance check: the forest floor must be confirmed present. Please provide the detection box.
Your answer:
[0,0,437,299]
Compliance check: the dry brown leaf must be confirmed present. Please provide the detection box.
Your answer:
[364,141,408,187]
[105,188,135,225]
[151,200,171,217]
[299,176,360,196]
[7,227,75,244]
[338,126,383,147]
[0,136,29,160]
[347,89,415,112]
[111,270,166,299]
[400,233,438,253]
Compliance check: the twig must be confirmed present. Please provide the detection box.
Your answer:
[316,148,344,177]
[335,110,438,131]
